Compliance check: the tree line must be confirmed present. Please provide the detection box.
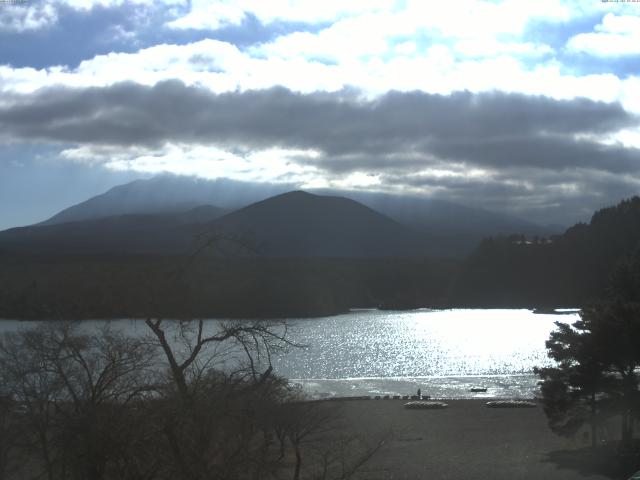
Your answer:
[0,254,457,319]
[452,196,640,307]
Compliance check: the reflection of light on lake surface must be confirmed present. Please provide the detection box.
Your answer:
[272,309,577,398]
[0,309,577,398]
[275,309,574,378]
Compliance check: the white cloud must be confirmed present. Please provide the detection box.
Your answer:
[400,0,570,38]
[254,12,391,63]
[611,128,640,149]
[0,0,183,32]
[1,35,639,114]
[254,0,563,63]
[0,0,623,48]
[93,145,432,193]
[393,41,417,56]
[0,2,57,32]
[62,0,182,10]
[330,172,382,190]
[454,39,553,58]
[166,0,395,30]
[165,0,244,30]
[567,13,640,56]
[62,143,323,184]
[1,1,639,121]
[582,128,640,150]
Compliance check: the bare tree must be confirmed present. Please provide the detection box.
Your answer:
[0,322,158,480]
[0,394,21,480]
[141,317,301,479]
[144,318,294,401]
[0,319,385,480]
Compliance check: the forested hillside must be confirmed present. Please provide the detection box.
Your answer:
[3,196,640,318]
[0,253,456,319]
[451,197,640,307]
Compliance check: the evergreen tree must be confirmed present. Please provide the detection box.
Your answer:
[535,319,612,447]
[537,301,640,448]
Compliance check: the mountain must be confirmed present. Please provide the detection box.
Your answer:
[5,193,640,318]
[42,176,292,225]
[0,191,427,258]
[334,190,548,236]
[211,191,427,257]
[37,175,553,256]
[0,205,227,255]
[314,189,555,255]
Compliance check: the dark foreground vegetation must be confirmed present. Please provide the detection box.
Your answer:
[535,251,640,476]
[537,301,640,449]
[0,320,385,480]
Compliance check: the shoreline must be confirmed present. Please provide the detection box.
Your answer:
[318,395,538,401]
[291,373,542,400]
[0,305,581,322]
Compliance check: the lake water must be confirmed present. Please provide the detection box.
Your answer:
[0,308,578,399]
[277,308,577,399]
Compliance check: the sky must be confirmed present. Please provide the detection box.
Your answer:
[1,0,640,229]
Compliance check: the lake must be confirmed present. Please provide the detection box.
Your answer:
[0,308,578,399]
[276,308,577,399]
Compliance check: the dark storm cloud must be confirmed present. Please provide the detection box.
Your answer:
[381,172,528,194]
[0,80,638,175]
[1,80,639,226]
[381,166,640,226]
[426,135,640,173]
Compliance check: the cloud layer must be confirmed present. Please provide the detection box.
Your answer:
[1,1,640,228]
[1,81,635,160]
[2,80,638,224]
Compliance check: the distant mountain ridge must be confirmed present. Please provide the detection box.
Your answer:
[34,175,557,256]
[0,191,428,258]
[41,176,292,225]
[4,191,640,318]
[0,205,227,255]
[316,189,553,255]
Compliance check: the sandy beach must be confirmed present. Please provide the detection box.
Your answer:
[329,399,625,480]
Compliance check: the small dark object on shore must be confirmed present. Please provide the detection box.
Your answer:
[324,396,371,401]
[404,401,448,410]
[486,400,536,408]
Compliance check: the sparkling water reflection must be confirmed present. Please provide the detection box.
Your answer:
[273,309,577,399]
[0,309,577,399]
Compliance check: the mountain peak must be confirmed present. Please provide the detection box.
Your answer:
[273,190,317,199]
[40,176,294,225]
[29,176,552,257]
[212,191,423,257]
